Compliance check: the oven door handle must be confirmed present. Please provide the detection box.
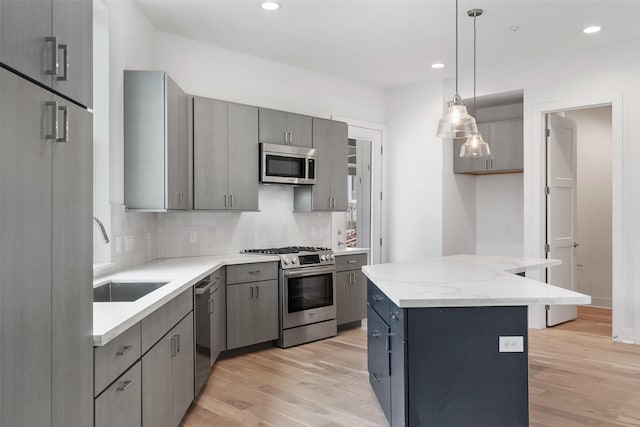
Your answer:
[283,266,335,278]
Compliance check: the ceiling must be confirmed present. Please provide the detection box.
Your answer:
[134,0,640,89]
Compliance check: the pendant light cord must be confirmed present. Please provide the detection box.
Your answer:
[455,0,459,96]
[473,11,477,115]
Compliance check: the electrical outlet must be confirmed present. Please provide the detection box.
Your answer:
[115,236,122,254]
[125,235,134,252]
[146,233,152,248]
[189,230,197,243]
[499,336,524,353]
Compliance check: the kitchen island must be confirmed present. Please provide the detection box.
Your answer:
[362,255,590,427]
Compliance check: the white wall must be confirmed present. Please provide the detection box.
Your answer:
[385,80,444,262]
[565,106,612,308]
[99,1,386,274]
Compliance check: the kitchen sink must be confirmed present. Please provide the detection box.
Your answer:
[93,281,169,302]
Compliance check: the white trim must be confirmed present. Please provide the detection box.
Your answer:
[332,115,386,264]
[528,93,623,338]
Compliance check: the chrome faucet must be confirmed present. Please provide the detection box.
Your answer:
[92,216,110,244]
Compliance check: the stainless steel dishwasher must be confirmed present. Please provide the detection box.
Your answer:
[194,272,222,395]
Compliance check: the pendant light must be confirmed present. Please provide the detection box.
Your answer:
[459,8,491,157]
[437,0,478,139]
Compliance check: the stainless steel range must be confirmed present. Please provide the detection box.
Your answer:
[242,246,337,348]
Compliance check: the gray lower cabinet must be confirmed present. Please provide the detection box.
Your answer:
[95,361,142,427]
[226,280,279,350]
[142,312,195,427]
[193,97,259,211]
[0,67,93,427]
[124,70,188,211]
[294,118,348,211]
[259,108,312,147]
[0,0,93,107]
[454,119,523,174]
[336,254,368,326]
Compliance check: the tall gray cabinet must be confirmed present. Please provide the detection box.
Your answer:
[192,96,259,211]
[294,118,348,211]
[0,10,93,425]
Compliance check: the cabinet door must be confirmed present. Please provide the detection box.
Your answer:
[142,334,172,427]
[172,313,194,427]
[95,361,142,427]
[311,118,333,210]
[226,283,255,350]
[227,102,259,210]
[253,280,279,344]
[350,271,367,322]
[193,97,228,210]
[336,271,351,325]
[51,95,93,427]
[331,120,348,211]
[286,112,312,147]
[52,0,92,107]
[367,306,391,421]
[389,334,407,427]
[0,0,52,87]
[490,119,523,171]
[0,69,53,427]
[166,75,188,210]
[259,108,287,145]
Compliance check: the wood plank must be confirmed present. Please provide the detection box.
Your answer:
[183,313,640,427]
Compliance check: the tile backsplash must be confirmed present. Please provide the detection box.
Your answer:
[107,186,333,271]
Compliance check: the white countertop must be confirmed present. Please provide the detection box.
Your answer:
[93,254,278,346]
[333,247,369,256]
[362,254,591,308]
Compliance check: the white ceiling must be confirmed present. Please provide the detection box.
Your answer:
[134,0,640,89]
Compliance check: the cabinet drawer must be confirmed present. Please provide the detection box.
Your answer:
[141,288,193,353]
[95,361,142,427]
[94,323,141,396]
[389,300,407,341]
[367,280,389,320]
[227,262,278,285]
[335,253,367,272]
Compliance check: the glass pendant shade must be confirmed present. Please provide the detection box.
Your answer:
[460,133,491,157]
[437,98,479,139]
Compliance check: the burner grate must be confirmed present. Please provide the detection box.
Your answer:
[242,246,330,255]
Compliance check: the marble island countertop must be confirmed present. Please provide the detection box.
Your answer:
[362,254,591,308]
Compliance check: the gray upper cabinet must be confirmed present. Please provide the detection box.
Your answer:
[1,67,93,427]
[193,97,259,211]
[294,118,348,211]
[453,119,523,174]
[259,108,312,147]
[125,70,188,211]
[0,0,93,107]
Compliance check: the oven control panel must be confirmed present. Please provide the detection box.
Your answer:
[280,251,335,269]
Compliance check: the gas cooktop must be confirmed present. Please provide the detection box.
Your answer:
[241,246,331,255]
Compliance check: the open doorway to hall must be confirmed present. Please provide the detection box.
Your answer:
[345,138,372,249]
[545,105,612,331]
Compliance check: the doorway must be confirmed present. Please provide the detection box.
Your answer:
[346,138,372,250]
[545,106,612,327]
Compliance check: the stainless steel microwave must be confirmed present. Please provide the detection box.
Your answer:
[260,142,316,185]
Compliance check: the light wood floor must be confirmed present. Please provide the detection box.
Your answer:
[182,307,640,426]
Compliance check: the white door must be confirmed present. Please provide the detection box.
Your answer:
[546,114,579,326]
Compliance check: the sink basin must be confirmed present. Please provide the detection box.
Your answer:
[93,281,169,302]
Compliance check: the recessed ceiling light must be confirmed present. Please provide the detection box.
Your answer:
[431,63,445,69]
[261,1,280,11]
[583,25,601,34]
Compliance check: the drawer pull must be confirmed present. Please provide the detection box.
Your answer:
[371,295,383,302]
[116,345,133,356]
[372,373,381,382]
[248,270,261,274]
[116,380,133,392]
[372,330,382,338]
[347,260,357,264]
[390,312,399,321]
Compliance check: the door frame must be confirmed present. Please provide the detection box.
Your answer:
[528,94,622,340]
[332,115,385,265]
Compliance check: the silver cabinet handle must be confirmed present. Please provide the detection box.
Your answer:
[372,373,381,382]
[351,272,356,284]
[170,335,177,357]
[56,105,68,143]
[248,270,261,274]
[56,43,68,81]
[288,132,293,144]
[116,345,133,356]
[347,260,357,264]
[116,380,133,392]
[230,194,233,208]
[371,295,383,302]
[250,286,254,299]
[224,194,227,208]
[45,36,58,76]
[372,330,382,338]
[255,285,259,298]
[176,334,180,354]
[284,131,288,144]
[208,299,214,314]
[45,101,59,140]
[390,312,399,321]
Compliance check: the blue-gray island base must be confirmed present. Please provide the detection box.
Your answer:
[367,280,528,427]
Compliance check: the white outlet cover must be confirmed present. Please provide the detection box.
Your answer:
[189,230,197,243]
[499,336,524,353]
[125,235,134,252]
